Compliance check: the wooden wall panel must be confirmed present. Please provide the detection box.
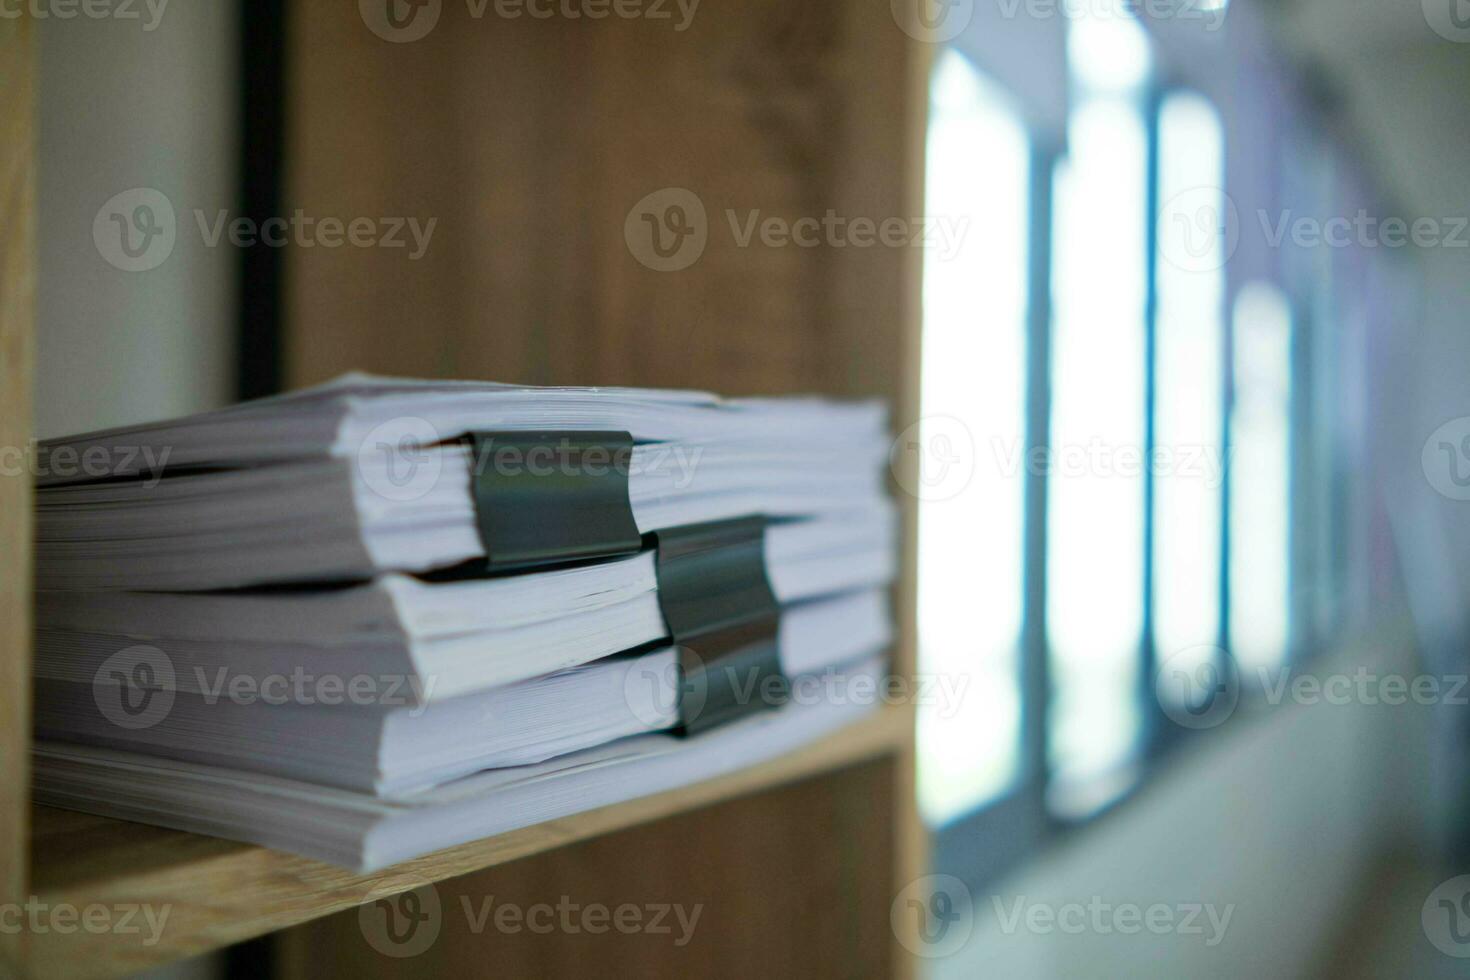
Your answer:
[0,11,34,978]
[279,760,895,979]
[285,0,911,402]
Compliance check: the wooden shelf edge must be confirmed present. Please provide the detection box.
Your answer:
[25,706,912,979]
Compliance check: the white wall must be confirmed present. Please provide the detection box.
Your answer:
[35,2,237,439]
[35,11,238,979]
[932,627,1430,979]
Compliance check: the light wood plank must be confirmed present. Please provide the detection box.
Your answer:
[0,10,35,980]
[27,708,907,979]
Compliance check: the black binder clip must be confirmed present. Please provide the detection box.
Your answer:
[652,516,789,735]
[468,430,643,571]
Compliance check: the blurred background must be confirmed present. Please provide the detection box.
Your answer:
[30,0,1470,976]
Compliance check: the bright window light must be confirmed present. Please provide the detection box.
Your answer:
[1046,67,1149,784]
[916,50,1031,826]
[1230,282,1293,670]
[1067,10,1153,95]
[1152,92,1226,687]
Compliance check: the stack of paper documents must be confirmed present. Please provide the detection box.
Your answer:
[31,376,896,871]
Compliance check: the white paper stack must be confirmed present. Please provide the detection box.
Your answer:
[36,374,888,591]
[31,375,897,871]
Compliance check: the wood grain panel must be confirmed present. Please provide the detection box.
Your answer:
[284,0,912,402]
[0,11,35,979]
[277,759,896,980]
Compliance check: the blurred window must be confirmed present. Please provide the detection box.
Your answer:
[916,50,1032,826]
[1230,283,1293,671]
[1046,14,1152,791]
[1151,91,1227,714]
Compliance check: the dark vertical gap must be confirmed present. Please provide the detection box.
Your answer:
[228,0,285,968]
[224,935,277,980]
[236,0,287,401]
[1141,84,1164,753]
[1020,137,1057,817]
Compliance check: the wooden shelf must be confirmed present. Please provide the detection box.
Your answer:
[3,6,929,977]
[26,706,910,979]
